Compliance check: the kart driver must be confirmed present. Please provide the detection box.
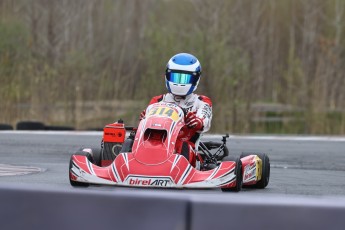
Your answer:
[140,53,213,167]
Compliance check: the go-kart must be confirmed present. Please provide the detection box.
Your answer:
[69,102,270,192]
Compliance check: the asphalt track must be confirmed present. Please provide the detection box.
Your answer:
[0,131,345,197]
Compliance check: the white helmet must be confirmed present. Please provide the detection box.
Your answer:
[165,53,201,96]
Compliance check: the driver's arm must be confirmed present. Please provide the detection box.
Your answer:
[196,96,212,133]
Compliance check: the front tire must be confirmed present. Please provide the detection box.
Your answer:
[69,152,91,187]
[240,152,270,189]
[254,153,270,188]
[221,156,243,192]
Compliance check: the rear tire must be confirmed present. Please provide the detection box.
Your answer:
[202,141,222,149]
[221,156,243,192]
[102,142,120,164]
[240,152,270,189]
[201,141,229,160]
[91,148,102,166]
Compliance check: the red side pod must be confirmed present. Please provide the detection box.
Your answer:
[101,122,126,167]
[103,122,126,143]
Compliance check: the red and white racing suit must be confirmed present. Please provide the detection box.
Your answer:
[146,93,213,167]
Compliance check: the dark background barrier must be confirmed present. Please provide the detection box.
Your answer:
[1,184,345,230]
[0,124,13,130]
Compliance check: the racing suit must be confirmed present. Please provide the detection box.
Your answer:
[146,93,213,167]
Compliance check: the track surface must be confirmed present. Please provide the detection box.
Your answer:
[0,131,345,197]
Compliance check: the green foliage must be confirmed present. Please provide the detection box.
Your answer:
[0,0,344,133]
[0,20,30,102]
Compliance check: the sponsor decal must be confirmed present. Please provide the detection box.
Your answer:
[243,164,256,182]
[201,104,212,119]
[104,132,123,138]
[125,176,174,187]
[184,101,194,107]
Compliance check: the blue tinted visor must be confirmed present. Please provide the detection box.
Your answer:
[166,72,199,85]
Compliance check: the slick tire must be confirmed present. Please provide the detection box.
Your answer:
[16,121,45,130]
[201,141,229,160]
[222,145,229,159]
[202,141,222,149]
[240,152,270,189]
[221,156,243,192]
[69,153,90,187]
[254,153,270,188]
[102,142,121,164]
[0,124,13,130]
